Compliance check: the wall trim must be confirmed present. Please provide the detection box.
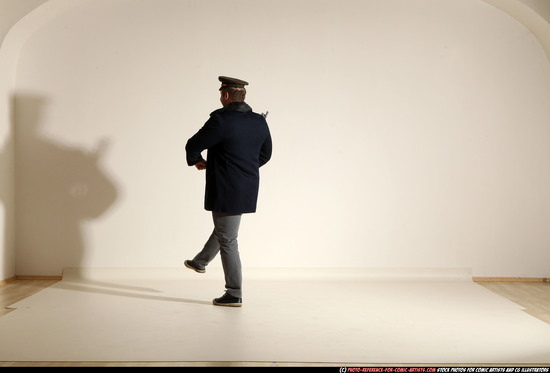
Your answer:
[14,275,63,281]
[0,276,16,286]
[3,275,549,284]
[1,275,62,286]
[474,277,549,282]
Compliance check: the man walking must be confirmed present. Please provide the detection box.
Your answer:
[184,76,272,307]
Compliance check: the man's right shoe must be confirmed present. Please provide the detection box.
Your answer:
[184,260,205,273]
[213,292,242,307]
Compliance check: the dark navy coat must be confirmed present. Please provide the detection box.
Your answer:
[185,102,272,214]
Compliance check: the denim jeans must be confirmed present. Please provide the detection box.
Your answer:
[193,212,243,298]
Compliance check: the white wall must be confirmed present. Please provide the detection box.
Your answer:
[11,0,550,277]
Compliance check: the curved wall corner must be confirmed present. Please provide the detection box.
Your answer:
[0,0,79,280]
[483,0,550,63]
[518,0,550,24]
[1,0,80,87]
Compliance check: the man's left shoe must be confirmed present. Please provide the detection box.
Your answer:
[184,260,205,273]
[213,293,242,307]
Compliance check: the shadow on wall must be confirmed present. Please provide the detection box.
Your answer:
[14,93,119,276]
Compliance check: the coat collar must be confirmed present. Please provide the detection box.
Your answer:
[222,101,252,113]
[210,102,252,116]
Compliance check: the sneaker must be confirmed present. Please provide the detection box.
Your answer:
[213,292,242,307]
[184,260,205,273]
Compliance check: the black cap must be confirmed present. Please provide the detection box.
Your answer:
[219,76,249,90]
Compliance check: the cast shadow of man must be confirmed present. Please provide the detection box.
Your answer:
[12,94,211,305]
[14,93,119,275]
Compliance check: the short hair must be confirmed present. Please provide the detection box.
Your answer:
[222,87,246,102]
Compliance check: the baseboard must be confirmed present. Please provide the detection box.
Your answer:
[0,275,62,287]
[0,276,16,286]
[474,277,549,283]
[15,275,63,281]
[5,273,548,284]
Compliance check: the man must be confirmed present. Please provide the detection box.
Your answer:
[184,76,272,307]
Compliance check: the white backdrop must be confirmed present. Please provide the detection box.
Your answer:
[10,0,550,277]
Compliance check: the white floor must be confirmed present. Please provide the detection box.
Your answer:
[1,267,550,365]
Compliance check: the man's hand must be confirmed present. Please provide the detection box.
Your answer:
[194,160,207,170]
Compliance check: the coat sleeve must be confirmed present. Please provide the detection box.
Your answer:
[185,116,224,166]
[259,125,272,167]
